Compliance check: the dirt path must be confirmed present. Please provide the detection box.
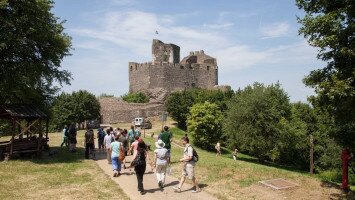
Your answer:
[94,150,218,200]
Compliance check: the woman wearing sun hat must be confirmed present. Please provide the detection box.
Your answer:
[154,139,168,189]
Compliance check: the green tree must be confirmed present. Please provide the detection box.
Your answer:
[279,102,316,169]
[50,90,100,130]
[166,88,233,129]
[187,102,223,150]
[165,90,194,129]
[296,0,355,150]
[121,92,149,103]
[0,0,72,108]
[223,82,291,162]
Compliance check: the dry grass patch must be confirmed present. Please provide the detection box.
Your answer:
[0,131,129,200]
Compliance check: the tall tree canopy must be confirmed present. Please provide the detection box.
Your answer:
[50,90,100,130]
[296,0,355,149]
[0,0,72,107]
[223,83,291,162]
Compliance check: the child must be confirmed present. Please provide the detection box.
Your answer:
[232,148,238,161]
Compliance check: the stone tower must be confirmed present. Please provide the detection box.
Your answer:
[128,39,218,100]
[152,39,180,64]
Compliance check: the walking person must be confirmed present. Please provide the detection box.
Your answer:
[131,141,147,195]
[129,135,139,157]
[60,125,69,148]
[110,135,123,177]
[68,124,77,152]
[97,128,105,152]
[128,125,137,147]
[160,126,172,163]
[85,128,95,159]
[118,132,128,169]
[154,139,168,189]
[173,136,201,193]
[215,142,221,156]
[104,130,113,164]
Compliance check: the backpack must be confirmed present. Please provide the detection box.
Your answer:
[186,145,199,162]
[192,147,199,162]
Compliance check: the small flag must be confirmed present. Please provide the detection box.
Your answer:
[155,30,159,34]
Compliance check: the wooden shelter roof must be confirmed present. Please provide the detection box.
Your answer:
[0,105,48,119]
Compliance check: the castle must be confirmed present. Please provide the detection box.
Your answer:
[100,39,227,124]
[129,39,219,99]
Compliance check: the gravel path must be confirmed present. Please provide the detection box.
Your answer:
[94,150,218,200]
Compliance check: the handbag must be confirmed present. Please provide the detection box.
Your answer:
[119,143,125,162]
[130,151,144,167]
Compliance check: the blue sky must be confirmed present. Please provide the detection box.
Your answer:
[52,0,324,102]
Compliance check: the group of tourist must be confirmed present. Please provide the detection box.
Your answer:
[61,124,201,195]
[61,124,78,152]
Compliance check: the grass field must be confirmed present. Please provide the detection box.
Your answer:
[0,130,128,200]
[1,117,354,200]
[141,123,354,200]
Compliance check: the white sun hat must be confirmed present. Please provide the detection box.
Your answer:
[155,139,165,148]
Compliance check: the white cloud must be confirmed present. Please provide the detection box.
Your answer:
[260,22,290,39]
[213,40,320,71]
[214,45,271,70]
[109,0,136,6]
[70,10,227,57]
[203,22,234,29]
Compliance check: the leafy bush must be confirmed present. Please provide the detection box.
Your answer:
[187,102,223,150]
[122,92,149,103]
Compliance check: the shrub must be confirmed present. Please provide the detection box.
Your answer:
[166,88,233,129]
[122,92,149,103]
[187,102,223,150]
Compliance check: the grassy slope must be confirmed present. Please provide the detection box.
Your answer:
[143,127,354,200]
[0,131,129,200]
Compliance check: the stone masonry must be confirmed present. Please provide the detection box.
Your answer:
[129,39,218,100]
[99,97,165,124]
[100,39,223,124]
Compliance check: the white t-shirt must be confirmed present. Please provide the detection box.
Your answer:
[154,147,168,166]
[104,134,113,149]
[184,144,195,167]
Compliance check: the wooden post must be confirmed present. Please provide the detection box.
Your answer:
[45,119,49,142]
[10,118,16,156]
[39,119,42,138]
[310,134,314,175]
[26,120,29,141]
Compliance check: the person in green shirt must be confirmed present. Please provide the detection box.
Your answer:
[160,126,172,163]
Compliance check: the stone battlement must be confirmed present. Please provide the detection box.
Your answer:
[129,39,218,98]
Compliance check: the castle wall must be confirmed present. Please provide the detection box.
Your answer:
[100,97,165,123]
[129,39,219,96]
[129,62,151,93]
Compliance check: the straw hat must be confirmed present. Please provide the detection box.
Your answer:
[155,139,165,148]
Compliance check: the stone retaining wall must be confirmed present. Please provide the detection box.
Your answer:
[99,97,165,124]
